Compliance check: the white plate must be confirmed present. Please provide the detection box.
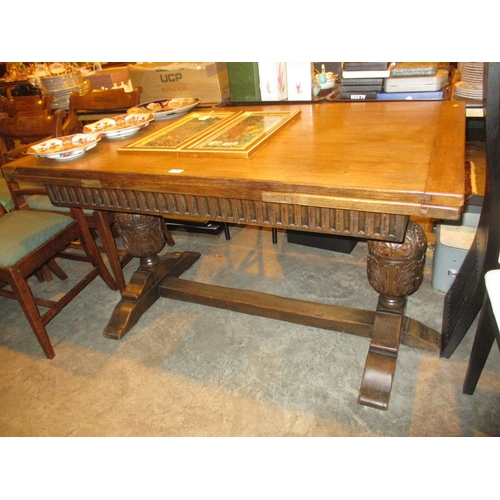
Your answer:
[454,81,483,100]
[83,113,155,138]
[27,133,102,160]
[127,97,200,121]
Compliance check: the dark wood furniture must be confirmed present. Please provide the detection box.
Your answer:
[463,269,500,394]
[0,108,132,292]
[5,178,132,292]
[439,62,500,392]
[2,100,466,410]
[0,202,117,359]
[62,87,143,135]
[0,95,56,164]
[441,62,500,359]
[0,95,52,117]
[0,109,66,164]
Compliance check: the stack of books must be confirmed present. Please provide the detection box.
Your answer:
[338,62,390,100]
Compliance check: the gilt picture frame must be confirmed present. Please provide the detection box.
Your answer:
[118,109,301,158]
[118,111,239,153]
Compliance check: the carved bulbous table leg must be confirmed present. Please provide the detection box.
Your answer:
[359,221,427,410]
[367,221,427,313]
[115,213,165,269]
[104,213,200,339]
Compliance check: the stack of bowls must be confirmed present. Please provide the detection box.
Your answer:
[40,71,91,109]
[455,63,485,101]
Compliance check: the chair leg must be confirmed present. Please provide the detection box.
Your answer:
[47,258,69,280]
[463,293,497,395]
[93,211,129,292]
[272,228,278,244]
[70,208,118,291]
[162,221,176,247]
[36,265,54,283]
[9,273,55,359]
[35,268,46,282]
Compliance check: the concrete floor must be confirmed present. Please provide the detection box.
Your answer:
[1,223,499,437]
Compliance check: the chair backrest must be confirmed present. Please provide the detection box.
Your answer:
[441,62,500,356]
[63,87,143,135]
[0,109,66,165]
[0,109,65,142]
[481,63,500,266]
[0,95,52,116]
[68,87,143,112]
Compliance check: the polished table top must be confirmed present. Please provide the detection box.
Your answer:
[2,101,466,223]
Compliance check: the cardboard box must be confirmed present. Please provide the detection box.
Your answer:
[286,62,314,101]
[127,62,230,105]
[258,62,288,101]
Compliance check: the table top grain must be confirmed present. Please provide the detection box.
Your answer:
[2,101,466,220]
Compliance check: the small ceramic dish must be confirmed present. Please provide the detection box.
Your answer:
[128,97,200,121]
[27,133,102,160]
[83,113,154,138]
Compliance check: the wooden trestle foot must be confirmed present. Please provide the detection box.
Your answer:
[104,252,200,339]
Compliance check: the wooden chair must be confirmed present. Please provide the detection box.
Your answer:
[0,95,52,117]
[0,108,134,292]
[62,87,143,135]
[463,269,500,394]
[0,96,54,163]
[440,62,500,358]
[0,108,65,163]
[4,178,133,293]
[0,202,117,359]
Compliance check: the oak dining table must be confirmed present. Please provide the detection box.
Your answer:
[1,100,466,410]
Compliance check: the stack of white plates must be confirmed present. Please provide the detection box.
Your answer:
[455,62,484,101]
[40,72,92,109]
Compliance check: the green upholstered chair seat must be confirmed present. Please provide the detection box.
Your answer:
[0,210,74,266]
[26,194,93,214]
